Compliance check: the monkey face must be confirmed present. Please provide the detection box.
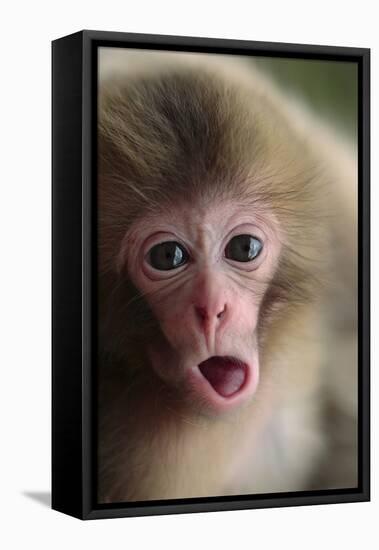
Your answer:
[119,199,282,415]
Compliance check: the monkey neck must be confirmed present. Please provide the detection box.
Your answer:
[99,366,277,502]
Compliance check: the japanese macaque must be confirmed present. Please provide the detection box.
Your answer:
[97,50,358,503]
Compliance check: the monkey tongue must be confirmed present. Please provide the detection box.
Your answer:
[198,357,247,397]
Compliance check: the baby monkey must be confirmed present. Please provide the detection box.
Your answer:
[97,51,358,502]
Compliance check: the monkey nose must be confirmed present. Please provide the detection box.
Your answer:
[195,304,227,323]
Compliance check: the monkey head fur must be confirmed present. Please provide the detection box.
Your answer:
[98,58,329,415]
[97,53,357,501]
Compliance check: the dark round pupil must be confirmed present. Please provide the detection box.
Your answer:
[225,234,262,262]
[148,241,188,270]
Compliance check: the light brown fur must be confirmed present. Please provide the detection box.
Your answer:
[97,51,357,502]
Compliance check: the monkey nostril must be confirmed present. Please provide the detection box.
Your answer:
[195,304,227,322]
[195,306,208,321]
[217,305,226,319]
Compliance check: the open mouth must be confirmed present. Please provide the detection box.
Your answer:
[198,356,248,398]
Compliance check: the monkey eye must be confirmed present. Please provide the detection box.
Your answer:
[224,234,263,262]
[147,241,189,271]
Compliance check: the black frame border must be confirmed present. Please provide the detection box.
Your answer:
[52,30,370,520]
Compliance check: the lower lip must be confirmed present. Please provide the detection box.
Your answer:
[188,356,254,410]
[198,356,248,397]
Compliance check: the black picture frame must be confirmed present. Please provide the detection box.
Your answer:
[52,30,370,520]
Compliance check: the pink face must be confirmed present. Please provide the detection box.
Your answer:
[119,201,282,414]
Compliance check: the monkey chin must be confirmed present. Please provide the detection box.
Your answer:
[188,356,259,414]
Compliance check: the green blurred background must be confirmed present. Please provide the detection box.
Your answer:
[252,57,357,138]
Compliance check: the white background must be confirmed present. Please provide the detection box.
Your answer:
[0,1,377,548]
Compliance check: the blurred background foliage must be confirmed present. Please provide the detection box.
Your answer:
[252,57,357,138]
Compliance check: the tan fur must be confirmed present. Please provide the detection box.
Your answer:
[97,51,357,502]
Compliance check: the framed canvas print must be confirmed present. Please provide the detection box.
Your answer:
[52,30,370,520]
